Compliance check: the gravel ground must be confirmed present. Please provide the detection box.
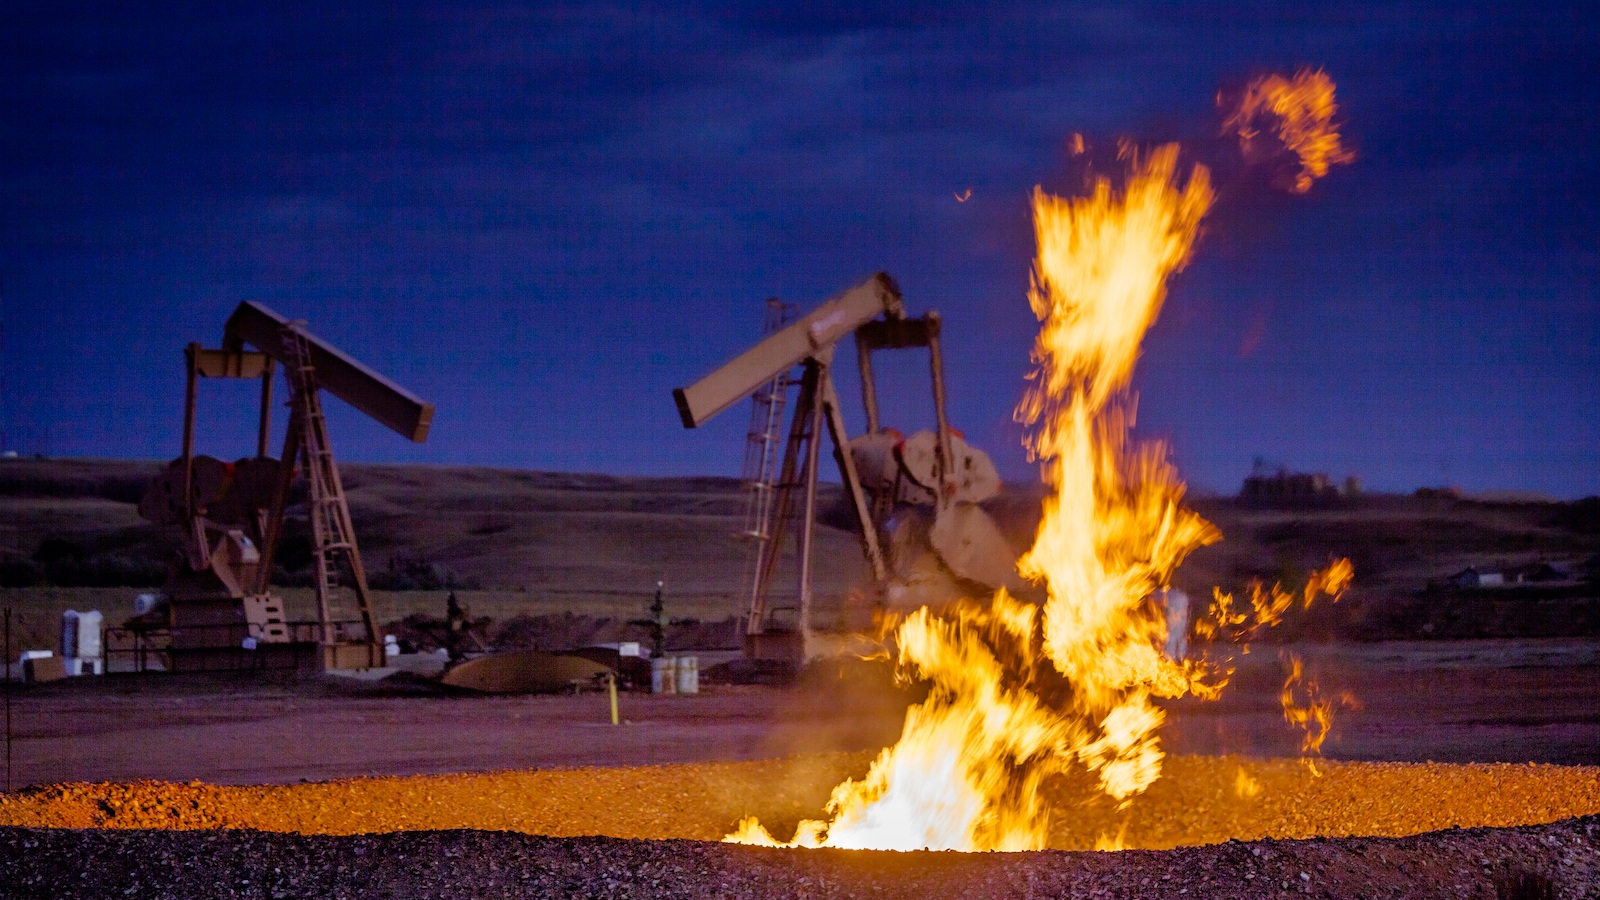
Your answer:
[1,754,1598,897]
[0,816,1596,898]
[3,754,1597,849]
[3,646,1598,898]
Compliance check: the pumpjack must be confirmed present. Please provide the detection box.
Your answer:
[673,273,1018,666]
[136,302,433,671]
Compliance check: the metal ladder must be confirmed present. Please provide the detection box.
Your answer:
[281,325,380,654]
[737,299,799,630]
[746,360,822,636]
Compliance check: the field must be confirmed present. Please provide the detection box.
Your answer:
[4,457,1597,651]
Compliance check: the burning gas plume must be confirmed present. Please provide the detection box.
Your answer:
[1196,558,1355,644]
[1221,68,1354,193]
[729,76,1353,853]
[1280,652,1363,771]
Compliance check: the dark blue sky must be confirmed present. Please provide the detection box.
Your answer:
[4,2,1597,498]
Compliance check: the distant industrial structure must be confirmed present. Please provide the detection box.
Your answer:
[1238,458,1360,506]
[1444,561,1587,591]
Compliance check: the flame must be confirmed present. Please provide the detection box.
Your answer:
[1014,143,1223,806]
[1279,652,1359,762]
[726,83,1354,854]
[1221,68,1354,193]
[1195,558,1354,644]
[727,146,1228,852]
[1280,653,1333,756]
[1234,766,1262,799]
[1021,144,1212,413]
[1094,821,1130,851]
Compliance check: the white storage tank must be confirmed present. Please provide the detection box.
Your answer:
[60,609,104,676]
[675,656,699,694]
[650,656,678,694]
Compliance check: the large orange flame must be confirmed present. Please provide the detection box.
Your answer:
[728,82,1354,854]
[728,146,1231,852]
[1221,68,1354,193]
[1015,144,1222,805]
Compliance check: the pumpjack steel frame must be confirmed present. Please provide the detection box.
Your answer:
[673,273,962,663]
[166,302,434,670]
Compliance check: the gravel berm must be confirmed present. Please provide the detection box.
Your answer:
[1,816,1597,898]
[4,754,1598,848]
[2,753,1598,897]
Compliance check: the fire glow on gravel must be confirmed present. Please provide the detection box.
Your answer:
[727,78,1355,852]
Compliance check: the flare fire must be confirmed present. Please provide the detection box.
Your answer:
[729,76,1354,853]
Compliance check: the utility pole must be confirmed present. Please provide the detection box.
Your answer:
[629,580,669,660]
[649,581,667,660]
[5,606,12,793]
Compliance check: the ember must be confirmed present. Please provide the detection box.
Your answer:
[1220,67,1355,193]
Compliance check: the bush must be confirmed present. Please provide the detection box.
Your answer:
[1547,497,1600,535]
[368,558,480,591]
[32,537,84,564]
[269,566,315,588]
[40,554,166,587]
[0,559,44,587]
[0,468,155,502]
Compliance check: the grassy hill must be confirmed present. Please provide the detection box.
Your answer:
[2,458,1596,649]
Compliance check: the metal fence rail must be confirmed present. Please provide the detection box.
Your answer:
[103,620,368,673]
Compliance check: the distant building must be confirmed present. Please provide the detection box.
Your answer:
[1508,562,1567,584]
[1448,567,1505,589]
[1239,466,1340,505]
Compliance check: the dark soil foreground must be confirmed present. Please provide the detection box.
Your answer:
[3,817,1597,899]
